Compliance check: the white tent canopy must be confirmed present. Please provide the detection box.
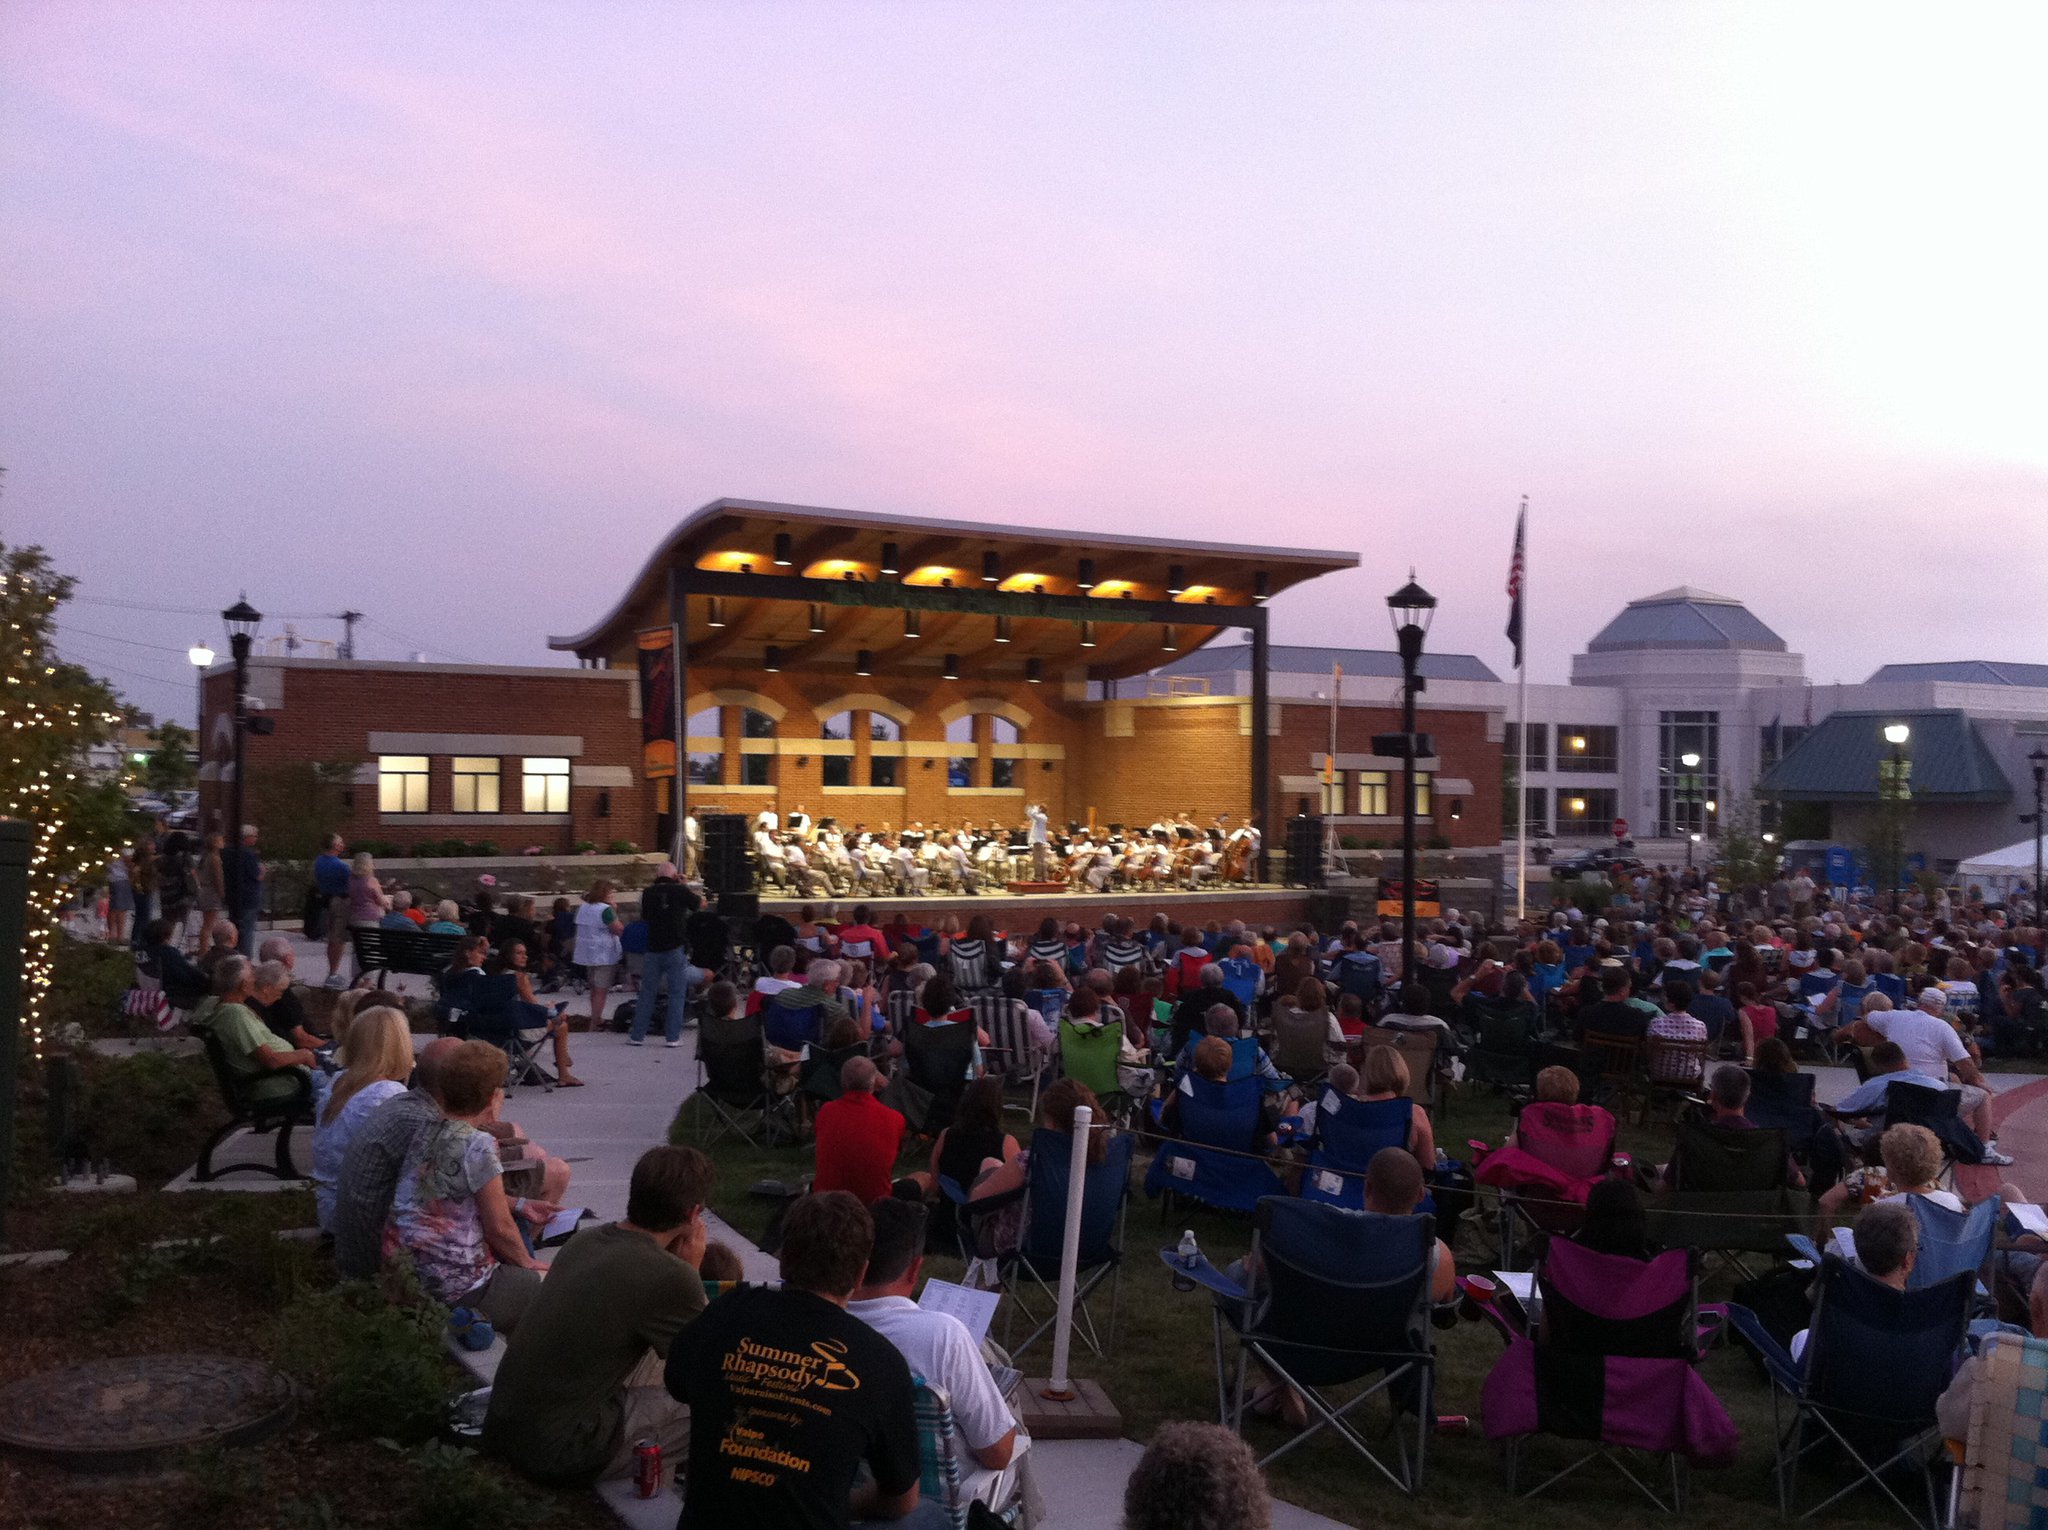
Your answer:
[1955,835,2044,895]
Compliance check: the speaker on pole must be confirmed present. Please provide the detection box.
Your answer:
[1284,815,1324,888]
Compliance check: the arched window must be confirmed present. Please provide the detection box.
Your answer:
[821,711,853,788]
[868,713,903,788]
[739,708,776,786]
[988,714,1024,788]
[945,715,976,788]
[686,705,722,785]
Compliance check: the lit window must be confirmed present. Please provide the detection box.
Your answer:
[1413,772,1433,817]
[451,756,501,814]
[821,711,853,741]
[1357,771,1390,816]
[990,716,1023,746]
[378,755,429,814]
[522,757,570,813]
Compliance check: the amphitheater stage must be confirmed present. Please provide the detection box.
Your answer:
[754,883,1321,932]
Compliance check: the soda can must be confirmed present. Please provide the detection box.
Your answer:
[1434,1414,1471,1436]
[1609,1152,1632,1179]
[633,1440,663,1500]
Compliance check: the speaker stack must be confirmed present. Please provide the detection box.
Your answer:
[699,813,754,894]
[1284,815,1325,888]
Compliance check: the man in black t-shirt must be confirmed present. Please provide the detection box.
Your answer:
[1576,965,1651,1042]
[664,1191,935,1530]
[634,865,705,1046]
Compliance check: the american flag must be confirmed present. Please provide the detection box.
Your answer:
[1505,497,1527,670]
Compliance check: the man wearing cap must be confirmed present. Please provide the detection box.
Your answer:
[632,863,704,1048]
[1864,988,2010,1165]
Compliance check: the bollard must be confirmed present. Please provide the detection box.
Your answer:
[1043,1103,1092,1401]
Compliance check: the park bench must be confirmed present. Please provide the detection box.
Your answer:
[349,925,466,988]
[194,1025,315,1182]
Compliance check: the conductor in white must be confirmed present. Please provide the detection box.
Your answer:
[1027,803,1051,880]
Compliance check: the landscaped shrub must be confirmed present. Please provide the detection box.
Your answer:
[74,1048,228,1185]
[43,937,134,1040]
[275,1276,455,1444]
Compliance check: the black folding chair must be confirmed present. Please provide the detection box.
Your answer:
[1167,1196,1437,1492]
[1645,1121,1795,1279]
[1731,1256,1972,1526]
[901,1017,978,1135]
[693,1009,793,1146]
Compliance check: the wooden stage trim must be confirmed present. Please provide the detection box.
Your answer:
[758,885,1311,930]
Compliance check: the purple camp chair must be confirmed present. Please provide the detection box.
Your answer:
[1481,1238,1738,1510]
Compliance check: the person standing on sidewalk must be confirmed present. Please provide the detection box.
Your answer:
[225,823,265,960]
[311,832,353,987]
[632,863,704,1048]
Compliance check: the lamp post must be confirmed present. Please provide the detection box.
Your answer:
[1386,572,1436,988]
[1880,721,1912,905]
[1679,751,1702,868]
[221,598,262,841]
[2027,747,2046,915]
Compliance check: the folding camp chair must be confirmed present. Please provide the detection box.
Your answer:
[1480,1101,1618,1270]
[447,972,554,1090]
[1466,1006,1538,1101]
[946,942,997,994]
[1481,1240,1737,1510]
[1145,1073,1284,1214]
[1299,1090,1417,1212]
[901,1017,979,1135]
[1358,1026,1441,1114]
[911,1379,1024,1529]
[999,1126,1134,1360]
[1644,1121,1795,1278]
[1882,1080,1987,1171]
[1576,1030,1647,1119]
[1730,1255,1973,1526]
[970,993,1047,1120]
[1746,1069,1825,1161]
[1165,1197,1437,1492]
[1057,1017,1128,1120]
[1954,1331,2048,1530]
[884,987,919,1043]
[1269,1006,1334,1084]
[798,1040,870,1112]
[692,1009,793,1146]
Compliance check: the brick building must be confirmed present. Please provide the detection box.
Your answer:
[198,499,1506,863]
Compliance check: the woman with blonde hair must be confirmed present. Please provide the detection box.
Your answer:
[347,851,391,931]
[312,1004,415,1231]
[1360,1045,1436,1168]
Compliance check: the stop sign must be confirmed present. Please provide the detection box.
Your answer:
[1612,818,1629,839]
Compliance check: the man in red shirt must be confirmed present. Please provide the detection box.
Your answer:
[812,1057,927,1202]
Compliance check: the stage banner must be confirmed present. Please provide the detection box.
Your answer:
[637,628,677,779]
[1375,877,1441,919]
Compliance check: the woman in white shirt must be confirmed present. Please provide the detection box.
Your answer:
[572,880,623,1029]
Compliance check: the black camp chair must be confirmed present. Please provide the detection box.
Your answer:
[693,1009,794,1146]
[1644,1120,1795,1278]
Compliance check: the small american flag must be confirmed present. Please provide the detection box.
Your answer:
[1505,497,1527,670]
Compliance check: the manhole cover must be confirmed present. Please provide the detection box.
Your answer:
[0,1354,296,1469]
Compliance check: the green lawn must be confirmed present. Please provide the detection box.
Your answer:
[670,1086,1911,1530]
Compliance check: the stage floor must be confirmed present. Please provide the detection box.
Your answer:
[756,882,1315,930]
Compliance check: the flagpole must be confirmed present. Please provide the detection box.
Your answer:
[1514,497,1529,924]
[1323,663,1343,873]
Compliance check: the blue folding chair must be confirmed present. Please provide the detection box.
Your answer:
[1730,1254,1973,1526]
[1907,1194,2000,1292]
[1145,1073,1284,1214]
[1162,1197,1437,1492]
[1300,1091,1419,1212]
[1217,955,1261,1011]
[1000,1126,1135,1360]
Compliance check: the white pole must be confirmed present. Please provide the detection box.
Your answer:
[1514,498,1529,923]
[1045,1105,1093,1399]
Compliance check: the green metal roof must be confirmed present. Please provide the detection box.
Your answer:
[1759,709,2012,802]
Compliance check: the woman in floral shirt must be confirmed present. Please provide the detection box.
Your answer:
[392,1039,557,1329]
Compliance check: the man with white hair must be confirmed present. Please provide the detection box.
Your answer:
[1866,987,2009,1163]
[252,935,323,1050]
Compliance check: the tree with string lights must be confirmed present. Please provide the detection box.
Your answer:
[1,542,130,1053]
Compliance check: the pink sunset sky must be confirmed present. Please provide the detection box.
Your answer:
[3,2,2043,724]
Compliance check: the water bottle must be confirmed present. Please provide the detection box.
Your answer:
[1172,1229,1200,1292]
